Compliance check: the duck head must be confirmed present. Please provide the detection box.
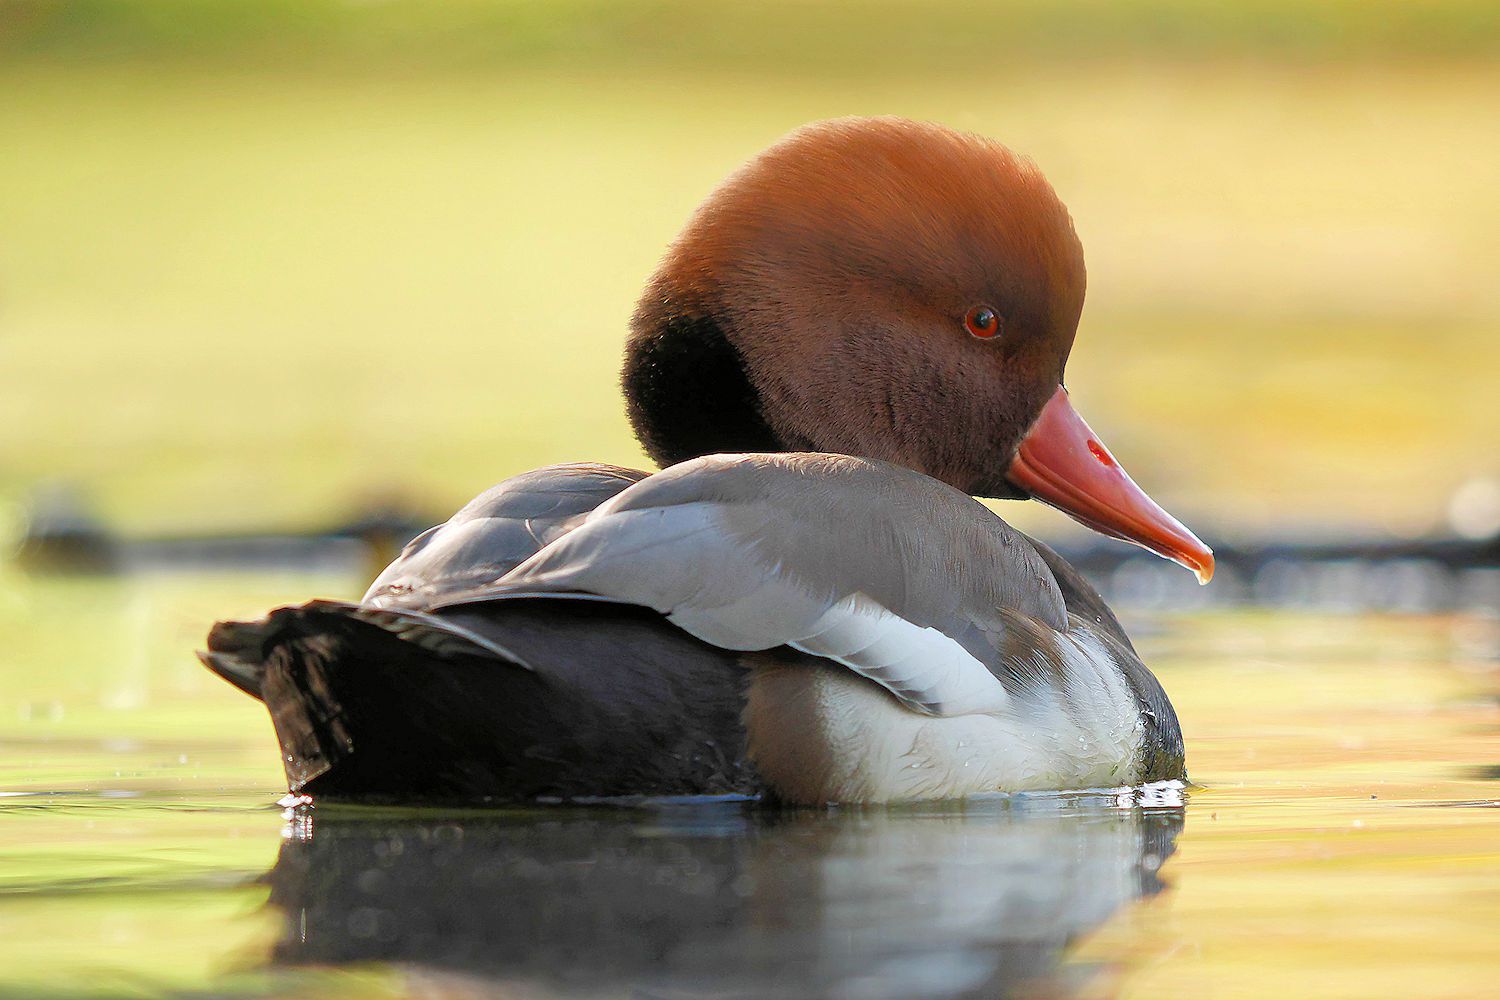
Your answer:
[623,117,1213,582]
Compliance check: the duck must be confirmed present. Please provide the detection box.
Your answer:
[200,117,1213,805]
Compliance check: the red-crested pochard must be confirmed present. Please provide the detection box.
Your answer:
[201,117,1213,805]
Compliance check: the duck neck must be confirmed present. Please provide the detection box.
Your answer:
[621,306,783,468]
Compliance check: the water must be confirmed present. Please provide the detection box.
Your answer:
[1,572,1496,999]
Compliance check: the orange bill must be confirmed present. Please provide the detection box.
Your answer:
[1006,386,1215,583]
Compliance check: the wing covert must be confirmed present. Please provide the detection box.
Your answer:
[467,454,1071,717]
[364,463,648,609]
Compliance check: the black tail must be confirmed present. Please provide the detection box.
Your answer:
[200,600,530,701]
[199,598,755,802]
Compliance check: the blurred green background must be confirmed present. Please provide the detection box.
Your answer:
[2,0,1498,547]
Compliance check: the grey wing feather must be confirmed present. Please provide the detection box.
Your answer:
[442,453,1073,716]
[1020,533,1139,656]
[363,463,648,609]
[338,602,535,667]
[498,453,1065,628]
[197,598,534,701]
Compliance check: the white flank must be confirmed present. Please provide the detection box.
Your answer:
[787,593,1009,717]
[746,624,1146,804]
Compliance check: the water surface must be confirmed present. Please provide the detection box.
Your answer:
[1,573,1496,998]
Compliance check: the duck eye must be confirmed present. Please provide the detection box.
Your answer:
[964,306,1002,339]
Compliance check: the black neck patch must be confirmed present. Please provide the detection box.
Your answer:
[622,312,781,467]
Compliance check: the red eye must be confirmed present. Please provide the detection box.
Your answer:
[965,306,1002,339]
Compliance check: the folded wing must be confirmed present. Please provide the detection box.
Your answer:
[364,463,649,608]
[436,453,1072,718]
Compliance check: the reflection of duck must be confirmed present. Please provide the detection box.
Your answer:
[201,117,1211,804]
[266,798,1184,998]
